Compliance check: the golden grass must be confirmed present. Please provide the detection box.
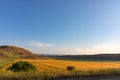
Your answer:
[3,59,120,72]
[1,59,120,80]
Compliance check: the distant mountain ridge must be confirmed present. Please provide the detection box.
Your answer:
[47,54,120,61]
[0,45,40,59]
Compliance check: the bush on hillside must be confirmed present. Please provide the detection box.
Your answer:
[7,61,36,72]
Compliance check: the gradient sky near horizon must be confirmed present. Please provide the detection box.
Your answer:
[0,0,120,55]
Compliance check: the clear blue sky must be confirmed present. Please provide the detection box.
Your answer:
[0,0,120,54]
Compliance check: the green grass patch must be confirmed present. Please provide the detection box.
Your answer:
[0,58,14,69]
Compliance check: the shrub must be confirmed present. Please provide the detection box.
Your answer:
[7,61,36,72]
[66,66,75,71]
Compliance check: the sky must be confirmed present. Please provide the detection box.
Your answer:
[0,0,120,55]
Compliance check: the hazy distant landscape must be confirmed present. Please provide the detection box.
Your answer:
[47,54,120,61]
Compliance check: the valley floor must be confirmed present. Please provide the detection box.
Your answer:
[1,59,120,80]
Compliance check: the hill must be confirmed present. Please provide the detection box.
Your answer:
[46,54,120,61]
[0,45,40,59]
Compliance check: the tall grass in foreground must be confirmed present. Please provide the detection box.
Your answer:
[1,68,120,80]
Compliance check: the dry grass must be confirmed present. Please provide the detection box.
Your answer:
[18,60,120,71]
[1,59,120,80]
[2,59,120,73]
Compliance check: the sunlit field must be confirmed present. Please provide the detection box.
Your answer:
[1,59,120,80]
[25,60,120,71]
[2,59,120,72]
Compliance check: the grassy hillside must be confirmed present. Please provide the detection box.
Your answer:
[0,45,41,74]
[0,45,40,59]
[0,58,13,69]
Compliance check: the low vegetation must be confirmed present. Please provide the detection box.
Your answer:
[66,66,75,71]
[7,61,36,72]
[0,68,120,80]
[0,59,120,80]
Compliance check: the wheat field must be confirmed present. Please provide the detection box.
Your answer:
[2,59,120,72]
[1,59,120,80]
